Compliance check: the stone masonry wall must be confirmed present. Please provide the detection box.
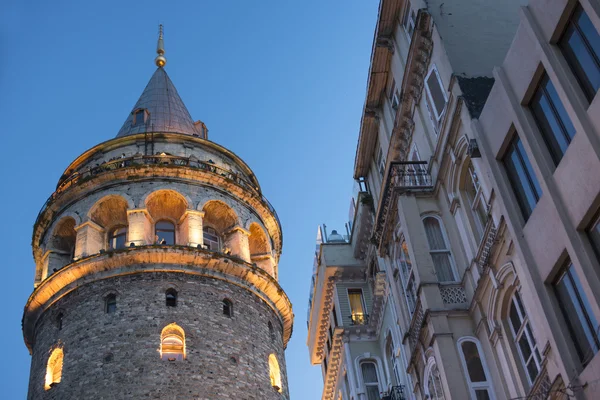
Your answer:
[27,272,289,400]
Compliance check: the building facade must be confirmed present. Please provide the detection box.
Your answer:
[307,0,600,399]
[23,31,293,399]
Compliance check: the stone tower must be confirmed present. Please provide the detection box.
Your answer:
[23,29,293,399]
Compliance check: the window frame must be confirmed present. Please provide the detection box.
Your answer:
[222,298,234,317]
[203,225,221,251]
[155,219,176,245]
[165,288,178,307]
[507,291,542,385]
[422,215,458,283]
[402,1,416,41]
[105,293,117,314]
[587,212,600,260]
[457,337,496,400]
[425,357,446,400]
[462,162,488,244]
[360,360,382,400]
[558,3,600,103]
[393,234,417,316]
[347,288,367,325]
[108,225,128,250]
[424,65,448,123]
[132,108,147,127]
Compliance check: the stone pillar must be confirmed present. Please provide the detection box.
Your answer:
[74,221,105,259]
[252,254,276,277]
[224,226,251,262]
[179,210,205,247]
[127,209,153,246]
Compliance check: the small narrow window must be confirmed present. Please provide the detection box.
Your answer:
[423,216,456,282]
[56,313,63,330]
[425,66,448,122]
[554,262,600,365]
[403,1,416,39]
[166,289,177,307]
[348,289,367,325]
[108,226,127,250]
[375,145,386,177]
[132,109,146,127]
[502,135,543,220]
[160,323,185,361]
[203,226,221,251]
[45,348,64,390]
[155,220,175,245]
[507,292,542,383]
[268,321,276,342]
[223,298,233,317]
[559,4,600,102]
[360,361,381,400]
[105,294,117,314]
[464,162,488,243]
[458,339,495,399]
[269,354,283,392]
[530,74,576,164]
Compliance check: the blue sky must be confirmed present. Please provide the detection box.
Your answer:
[0,1,378,397]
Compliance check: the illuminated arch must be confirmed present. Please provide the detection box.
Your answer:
[145,189,188,223]
[160,323,186,361]
[248,222,271,256]
[45,347,64,390]
[201,200,239,233]
[88,194,129,229]
[268,353,282,392]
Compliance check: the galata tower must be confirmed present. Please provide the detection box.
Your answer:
[23,27,293,399]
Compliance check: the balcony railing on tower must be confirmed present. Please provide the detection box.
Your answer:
[349,313,369,326]
[373,161,433,246]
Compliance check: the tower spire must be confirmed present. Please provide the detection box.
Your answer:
[155,24,166,67]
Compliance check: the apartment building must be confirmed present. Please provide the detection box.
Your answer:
[308,0,600,399]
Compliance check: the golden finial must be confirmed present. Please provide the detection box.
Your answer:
[155,24,166,67]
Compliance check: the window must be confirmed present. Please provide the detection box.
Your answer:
[530,74,576,164]
[394,236,417,315]
[360,361,381,400]
[403,1,416,40]
[223,298,233,317]
[105,294,117,314]
[45,347,64,390]
[458,339,495,400]
[375,145,386,177]
[166,289,177,307]
[108,226,127,250]
[155,220,175,245]
[386,336,401,386]
[389,78,400,110]
[203,226,221,251]
[503,135,542,220]
[269,354,283,392]
[426,361,446,400]
[56,313,63,330]
[588,213,600,258]
[554,262,600,365]
[559,4,600,102]
[464,162,488,243]
[348,289,367,325]
[133,109,146,126]
[268,321,276,342]
[507,292,542,383]
[160,323,185,361]
[423,216,456,282]
[425,66,448,123]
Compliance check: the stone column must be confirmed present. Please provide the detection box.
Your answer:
[224,226,251,262]
[179,210,205,247]
[251,254,276,277]
[127,209,154,246]
[74,221,105,259]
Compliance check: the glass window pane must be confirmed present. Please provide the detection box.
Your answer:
[424,218,446,250]
[526,356,540,382]
[518,335,533,362]
[565,23,600,98]
[475,389,491,400]
[361,362,378,383]
[461,341,487,383]
[427,71,447,118]
[544,78,576,141]
[431,253,455,282]
[578,9,600,61]
[589,217,600,256]
[516,139,543,199]
[532,92,571,161]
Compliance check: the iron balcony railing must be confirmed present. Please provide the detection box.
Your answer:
[349,313,369,326]
[35,154,280,229]
[381,385,407,400]
[373,161,433,244]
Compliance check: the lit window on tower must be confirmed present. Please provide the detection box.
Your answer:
[45,347,64,390]
[160,323,185,361]
[268,353,282,392]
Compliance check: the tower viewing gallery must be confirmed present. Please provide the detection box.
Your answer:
[23,32,293,399]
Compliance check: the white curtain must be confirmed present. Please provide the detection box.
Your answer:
[361,362,380,400]
[423,218,455,281]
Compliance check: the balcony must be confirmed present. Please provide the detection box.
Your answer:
[349,313,369,326]
[381,385,407,400]
[373,161,433,246]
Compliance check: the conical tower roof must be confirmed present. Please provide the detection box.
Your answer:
[116,67,199,137]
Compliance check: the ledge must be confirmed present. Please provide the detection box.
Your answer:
[23,246,294,352]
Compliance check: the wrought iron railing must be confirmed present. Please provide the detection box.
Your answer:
[349,313,369,326]
[35,155,280,230]
[381,385,407,400]
[373,161,433,244]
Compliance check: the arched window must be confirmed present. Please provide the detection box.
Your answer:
[160,323,185,361]
[223,298,233,317]
[463,162,488,243]
[385,335,401,386]
[360,361,381,400]
[108,226,127,250]
[507,292,541,383]
[203,226,221,251]
[155,220,175,245]
[45,348,64,390]
[458,338,495,400]
[426,361,446,400]
[166,289,177,307]
[422,216,456,282]
[269,353,282,392]
[268,321,276,342]
[105,294,117,314]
